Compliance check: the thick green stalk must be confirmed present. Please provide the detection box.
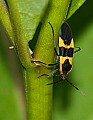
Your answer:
[25,0,71,120]
[25,69,53,120]
[0,0,14,42]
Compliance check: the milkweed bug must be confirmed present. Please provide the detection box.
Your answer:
[31,22,81,90]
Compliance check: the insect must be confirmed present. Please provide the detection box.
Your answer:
[31,22,81,90]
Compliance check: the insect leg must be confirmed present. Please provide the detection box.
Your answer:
[31,60,58,66]
[38,69,58,78]
[74,47,81,54]
[47,79,62,85]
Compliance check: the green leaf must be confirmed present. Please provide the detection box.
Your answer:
[67,0,86,19]
[7,0,49,42]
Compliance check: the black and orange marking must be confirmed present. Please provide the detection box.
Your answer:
[59,23,74,80]
[31,22,81,90]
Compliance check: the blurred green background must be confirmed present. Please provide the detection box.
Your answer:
[0,0,93,120]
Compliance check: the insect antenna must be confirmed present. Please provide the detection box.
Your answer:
[47,80,62,85]
[48,22,54,41]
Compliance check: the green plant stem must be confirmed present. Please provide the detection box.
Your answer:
[0,0,14,42]
[25,0,71,120]
[25,69,52,120]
